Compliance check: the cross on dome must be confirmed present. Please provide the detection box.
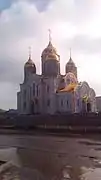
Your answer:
[28,46,31,59]
[48,29,52,42]
[70,48,71,59]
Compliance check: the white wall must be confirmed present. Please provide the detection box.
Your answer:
[56,92,74,113]
[39,77,58,114]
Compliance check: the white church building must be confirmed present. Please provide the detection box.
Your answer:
[17,37,97,115]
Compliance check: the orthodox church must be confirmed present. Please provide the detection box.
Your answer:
[17,34,97,115]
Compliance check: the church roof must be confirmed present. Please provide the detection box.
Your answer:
[58,83,77,93]
[24,55,36,74]
[41,41,59,61]
[24,57,35,68]
[66,49,76,67]
[46,53,59,61]
[65,72,77,81]
[41,30,60,61]
[66,57,76,67]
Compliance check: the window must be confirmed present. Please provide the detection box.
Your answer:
[23,102,26,110]
[23,90,26,99]
[35,99,38,105]
[36,85,38,96]
[67,100,68,106]
[47,99,50,106]
[47,85,50,93]
[77,99,79,106]
[61,100,63,106]
[29,86,31,99]
[33,83,35,96]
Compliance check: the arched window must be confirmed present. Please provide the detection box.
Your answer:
[35,99,38,105]
[36,85,38,96]
[77,99,79,106]
[23,89,26,99]
[47,99,50,106]
[23,102,26,110]
[61,100,63,106]
[67,100,68,106]
[47,85,50,93]
[33,83,35,96]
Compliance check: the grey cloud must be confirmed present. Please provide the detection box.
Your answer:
[71,0,97,25]
[0,0,101,110]
[0,58,24,84]
[28,0,54,12]
[0,0,53,12]
[1,35,101,85]
[0,13,41,43]
[63,35,101,54]
[0,82,18,110]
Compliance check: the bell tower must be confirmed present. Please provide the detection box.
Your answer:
[65,49,77,78]
[24,47,36,82]
[41,30,60,76]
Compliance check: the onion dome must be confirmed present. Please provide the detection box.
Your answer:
[41,30,60,76]
[45,52,59,61]
[66,49,76,68]
[65,56,77,76]
[42,41,57,56]
[65,49,77,78]
[41,30,60,61]
[41,41,59,61]
[66,56,76,67]
[24,56,36,74]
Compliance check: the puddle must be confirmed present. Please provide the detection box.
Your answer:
[0,135,101,179]
[80,167,101,180]
[0,148,21,167]
[0,163,45,180]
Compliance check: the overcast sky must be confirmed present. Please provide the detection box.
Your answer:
[0,0,101,110]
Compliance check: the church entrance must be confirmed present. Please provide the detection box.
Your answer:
[82,100,87,113]
[82,100,91,113]
[87,102,91,112]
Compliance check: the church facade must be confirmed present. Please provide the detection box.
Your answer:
[17,38,97,115]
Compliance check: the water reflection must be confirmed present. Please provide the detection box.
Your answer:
[0,148,21,167]
[0,135,100,179]
[80,167,101,180]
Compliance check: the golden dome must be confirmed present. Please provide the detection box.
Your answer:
[42,41,57,55]
[41,41,59,61]
[24,56,36,74]
[24,57,35,68]
[46,53,59,61]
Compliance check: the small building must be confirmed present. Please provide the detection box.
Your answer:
[96,96,101,112]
